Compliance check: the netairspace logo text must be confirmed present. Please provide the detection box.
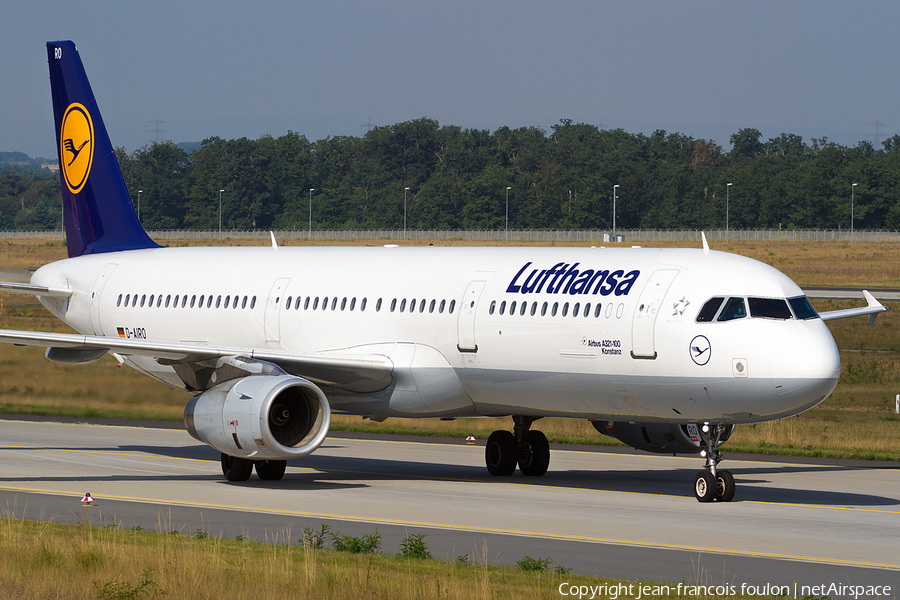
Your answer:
[557,582,893,599]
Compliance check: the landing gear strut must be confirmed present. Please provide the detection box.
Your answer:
[485,416,550,477]
[693,422,735,502]
[220,453,287,482]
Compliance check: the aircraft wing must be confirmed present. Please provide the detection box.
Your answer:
[0,328,394,393]
[0,281,73,298]
[818,290,887,325]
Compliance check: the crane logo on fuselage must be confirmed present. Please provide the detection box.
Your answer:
[506,262,640,296]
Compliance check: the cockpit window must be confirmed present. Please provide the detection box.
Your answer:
[696,297,725,322]
[748,297,792,320]
[717,297,747,322]
[788,296,819,320]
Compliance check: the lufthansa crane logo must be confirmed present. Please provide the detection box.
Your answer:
[689,335,711,366]
[60,103,94,194]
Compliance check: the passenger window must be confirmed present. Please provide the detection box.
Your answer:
[313,297,319,310]
[286,296,292,310]
[215,295,221,308]
[409,298,415,312]
[207,296,212,308]
[117,294,123,307]
[322,297,328,310]
[499,301,506,315]
[242,296,248,309]
[250,296,256,309]
[331,297,337,310]
[198,295,204,307]
[295,297,302,310]
[541,302,548,316]
[140,294,146,308]
[449,300,456,313]
[132,295,138,307]
[350,297,356,311]
[376,298,382,312]
[510,300,517,315]
[223,295,228,309]
[391,299,397,312]
[399,299,406,312]
[419,299,426,313]
[530,302,537,316]
[304,297,310,310]
[157,295,163,308]
[490,300,496,315]
[439,299,446,314]
[519,301,527,316]
[552,302,558,317]
[361,298,367,311]
[573,302,580,317]
[562,302,569,317]
[594,303,602,318]
[749,297,792,320]
[717,297,747,322]
[584,303,590,317]
[341,297,347,311]
[166,294,172,308]
[190,295,196,308]
[429,299,435,313]
[696,297,725,322]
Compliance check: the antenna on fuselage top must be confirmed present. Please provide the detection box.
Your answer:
[701,231,710,256]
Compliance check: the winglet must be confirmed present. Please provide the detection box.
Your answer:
[863,290,885,326]
[701,231,710,256]
[819,289,887,323]
[270,231,278,250]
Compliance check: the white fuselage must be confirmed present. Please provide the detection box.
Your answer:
[31,245,841,425]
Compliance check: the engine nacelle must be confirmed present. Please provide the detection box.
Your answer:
[591,421,734,454]
[184,374,331,461]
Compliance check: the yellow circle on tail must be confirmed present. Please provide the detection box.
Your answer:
[60,103,94,194]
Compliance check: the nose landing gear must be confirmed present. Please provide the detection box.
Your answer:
[694,422,735,502]
[485,416,550,477]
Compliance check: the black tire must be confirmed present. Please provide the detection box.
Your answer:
[221,453,253,482]
[255,459,287,481]
[518,430,550,476]
[715,470,736,502]
[485,430,518,476]
[694,471,716,502]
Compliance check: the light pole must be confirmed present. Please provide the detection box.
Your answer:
[137,190,142,222]
[726,182,732,240]
[404,187,409,240]
[505,187,511,242]
[309,188,314,238]
[612,184,619,240]
[218,189,224,238]
[851,183,857,242]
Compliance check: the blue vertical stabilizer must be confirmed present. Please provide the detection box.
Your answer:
[47,41,160,258]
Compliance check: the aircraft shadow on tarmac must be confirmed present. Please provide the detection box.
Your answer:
[8,444,897,507]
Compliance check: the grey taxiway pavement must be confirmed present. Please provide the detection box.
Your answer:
[1,419,898,593]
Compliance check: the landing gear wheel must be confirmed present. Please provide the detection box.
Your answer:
[694,471,716,502]
[715,470,735,502]
[485,430,518,476]
[221,453,253,482]
[255,460,287,481]
[518,430,550,476]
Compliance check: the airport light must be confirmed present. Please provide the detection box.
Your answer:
[404,187,410,240]
[726,183,732,241]
[219,189,225,238]
[309,188,314,238]
[612,184,619,240]
[851,183,857,243]
[506,187,512,242]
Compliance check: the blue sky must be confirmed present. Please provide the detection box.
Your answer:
[2,1,897,159]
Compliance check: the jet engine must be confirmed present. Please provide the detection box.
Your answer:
[591,420,733,454]
[184,374,331,461]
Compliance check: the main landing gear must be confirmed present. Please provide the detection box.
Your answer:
[693,422,735,502]
[485,416,550,477]
[221,453,287,482]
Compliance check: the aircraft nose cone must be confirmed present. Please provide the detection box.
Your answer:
[769,323,840,409]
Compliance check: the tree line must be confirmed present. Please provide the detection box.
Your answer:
[3,119,900,232]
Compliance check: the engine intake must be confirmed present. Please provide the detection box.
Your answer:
[184,374,331,461]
